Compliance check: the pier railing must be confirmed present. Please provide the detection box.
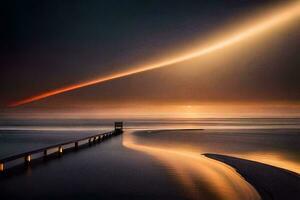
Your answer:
[0,122,123,173]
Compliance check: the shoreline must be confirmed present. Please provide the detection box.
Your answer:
[204,153,300,200]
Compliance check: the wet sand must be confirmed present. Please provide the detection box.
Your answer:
[205,153,300,200]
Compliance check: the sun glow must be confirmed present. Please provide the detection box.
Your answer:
[9,1,300,107]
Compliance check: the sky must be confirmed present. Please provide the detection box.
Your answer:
[1,0,300,116]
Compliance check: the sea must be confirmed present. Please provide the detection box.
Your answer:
[0,118,299,200]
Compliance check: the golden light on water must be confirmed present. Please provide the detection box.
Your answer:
[123,132,260,200]
[237,152,300,174]
[9,1,300,107]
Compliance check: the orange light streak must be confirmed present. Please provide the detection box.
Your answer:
[9,2,300,107]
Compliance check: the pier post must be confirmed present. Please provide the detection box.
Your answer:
[25,155,31,164]
[0,163,4,172]
[58,146,63,155]
[88,138,91,145]
[75,142,79,149]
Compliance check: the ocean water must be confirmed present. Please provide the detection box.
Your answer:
[0,118,299,200]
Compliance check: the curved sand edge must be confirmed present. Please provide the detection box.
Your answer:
[204,153,300,200]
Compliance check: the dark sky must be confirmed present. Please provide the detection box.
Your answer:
[1,0,299,109]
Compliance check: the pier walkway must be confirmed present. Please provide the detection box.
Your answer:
[0,122,123,172]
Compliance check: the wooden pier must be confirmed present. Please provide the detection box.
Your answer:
[0,122,123,173]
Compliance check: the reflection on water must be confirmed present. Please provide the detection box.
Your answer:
[0,118,299,200]
[122,118,299,199]
[237,152,300,173]
[128,128,300,174]
[123,133,260,200]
